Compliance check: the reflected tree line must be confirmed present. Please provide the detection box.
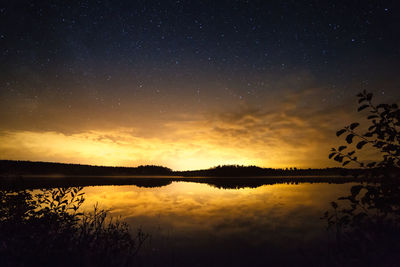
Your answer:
[1,176,381,191]
[323,91,400,265]
[0,187,147,267]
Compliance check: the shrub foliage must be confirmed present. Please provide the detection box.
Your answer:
[0,187,146,267]
[329,90,400,169]
[323,91,400,265]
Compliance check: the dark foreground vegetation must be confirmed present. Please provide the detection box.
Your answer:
[322,91,400,265]
[0,187,147,267]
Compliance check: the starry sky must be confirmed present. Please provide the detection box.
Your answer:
[1,1,399,170]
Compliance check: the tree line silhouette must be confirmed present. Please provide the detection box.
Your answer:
[0,160,172,176]
[0,160,378,190]
[1,160,367,177]
[177,164,365,177]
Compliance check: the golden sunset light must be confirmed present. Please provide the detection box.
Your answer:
[1,1,399,266]
[1,84,391,170]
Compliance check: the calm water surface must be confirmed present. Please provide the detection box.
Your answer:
[81,182,355,266]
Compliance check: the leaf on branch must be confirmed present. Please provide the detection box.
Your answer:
[328,152,336,159]
[358,98,366,103]
[356,141,368,149]
[348,151,355,156]
[346,134,355,144]
[336,129,346,137]
[342,161,351,166]
[367,115,378,119]
[366,93,373,101]
[349,122,360,130]
[364,132,373,137]
[358,104,369,112]
[338,145,347,152]
[334,155,343,162]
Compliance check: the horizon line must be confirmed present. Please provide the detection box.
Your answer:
[0,159,352,172]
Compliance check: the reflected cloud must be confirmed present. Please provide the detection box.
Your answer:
[81,182,353,245]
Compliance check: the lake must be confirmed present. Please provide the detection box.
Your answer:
[79,181,356,266]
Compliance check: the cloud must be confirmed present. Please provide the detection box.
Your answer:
[0,70,384,169]
[195,88,353,166]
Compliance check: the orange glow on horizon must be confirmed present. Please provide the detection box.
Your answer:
[0,126,347,170]
[0,130,265,170]
[0,87,383,171]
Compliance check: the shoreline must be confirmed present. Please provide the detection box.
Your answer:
[0,175,380,190]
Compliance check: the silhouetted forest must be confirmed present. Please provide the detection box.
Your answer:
[177,164,367,177]
[0,160,369,177]
[0,160,173,176]
[0,160,376,190]
[0,160,385,190]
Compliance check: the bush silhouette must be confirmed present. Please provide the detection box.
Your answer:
[323,91,400,266]
[0,187,147,267]
[329,90,400,170]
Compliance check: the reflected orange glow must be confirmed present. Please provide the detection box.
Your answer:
[81,182,353,237]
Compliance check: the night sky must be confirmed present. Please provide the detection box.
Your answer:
[1,1,399,170]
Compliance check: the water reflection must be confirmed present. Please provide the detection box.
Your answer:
[81,182,355,266]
